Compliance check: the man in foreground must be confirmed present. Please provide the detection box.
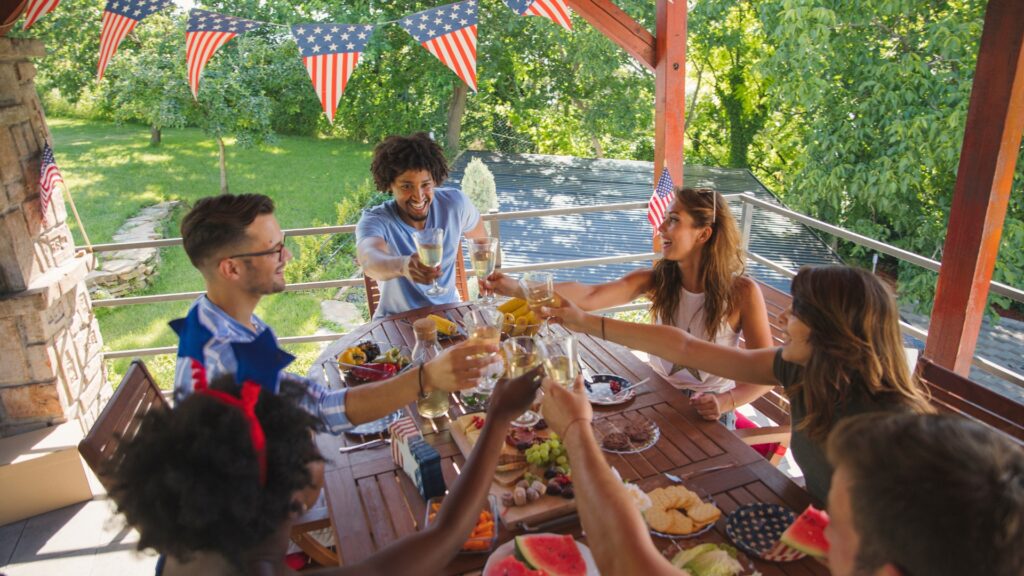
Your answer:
[174,193,495,433]
[357,132,488,318]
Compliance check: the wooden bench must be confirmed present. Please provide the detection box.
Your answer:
[749,279,1024,445]
[364,239,470,318]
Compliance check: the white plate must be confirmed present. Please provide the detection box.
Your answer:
[585,374,636,406]
[482,535,600,575]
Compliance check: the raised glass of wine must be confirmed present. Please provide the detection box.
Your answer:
[535,332,578,388]
[464,305,504,393]
[413,227,446,296]
[502,336,544,427]
[468,237,499,303]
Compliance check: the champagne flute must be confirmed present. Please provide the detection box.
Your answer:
[503,336,544,427]
[468,237,499,303]
[464,305,504,393]
[521,271,555,335]
[536,333,579,388]
[414,228,446,296]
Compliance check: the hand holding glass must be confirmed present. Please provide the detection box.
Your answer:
[413,228,446,296]
[469,237,499,303]
[536,333,579,388]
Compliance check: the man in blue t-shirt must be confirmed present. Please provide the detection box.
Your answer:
[357,132,488,318]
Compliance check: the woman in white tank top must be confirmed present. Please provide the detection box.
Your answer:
[485,187,773,429]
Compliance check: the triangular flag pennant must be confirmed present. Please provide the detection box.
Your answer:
[22,0,61,30]
[399,0,478,92]
[97,0,173,81]
[290,23,375,124]
[185,9,261,99]
[502,0,572,31]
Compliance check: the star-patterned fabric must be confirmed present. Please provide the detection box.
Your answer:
[172,296,353,434]
[290,23,375,123]
[399,0,478,91]
[185,9,261,98]
[502,0,572,31]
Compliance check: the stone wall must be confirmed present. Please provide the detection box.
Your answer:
[86,201,180,298]
[0,37,108,437]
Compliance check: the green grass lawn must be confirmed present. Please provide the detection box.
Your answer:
[50,118,375,387]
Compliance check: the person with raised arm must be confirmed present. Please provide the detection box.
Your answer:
[541,265,933,501]
[109,368,543,576]
[485,187,772,427]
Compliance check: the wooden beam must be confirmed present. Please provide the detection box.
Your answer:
[566,0,656,71]
[651,0,687,247]
[0,0,29,37]
[924,0,1024,374]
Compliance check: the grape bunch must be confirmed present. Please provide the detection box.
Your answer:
[524,435,570,470]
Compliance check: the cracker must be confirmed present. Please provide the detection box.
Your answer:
[686,501,722,525]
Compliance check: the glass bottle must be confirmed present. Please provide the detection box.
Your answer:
[413,318,450,418]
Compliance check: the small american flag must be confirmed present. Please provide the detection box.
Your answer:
[647,167,675,231]
[38,143,64,220]
[186,9,260,99]
[399,0,478,92]
[21,0,60,30]
[291,23,375,125]
[503,0,572,31]
[97,0,173,81]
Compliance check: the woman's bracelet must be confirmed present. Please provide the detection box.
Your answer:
[563,417,591,439]
[727,390,736,412]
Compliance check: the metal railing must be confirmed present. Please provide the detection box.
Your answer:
[88,195,1022,388]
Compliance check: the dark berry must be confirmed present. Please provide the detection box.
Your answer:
[543,468,558,479]
[561,487,574,499]
[534,419,548,430]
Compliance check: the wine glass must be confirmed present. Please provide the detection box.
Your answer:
[414,228,446,296]
[464,305,504,393]
[535,332,579,388]
[503,336,544,427]
[468,237,499,303]
[521,271,555,334]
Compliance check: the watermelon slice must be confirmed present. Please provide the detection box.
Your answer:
[484,556,544,576]
[780,504,830,557]
[514,534,586,576]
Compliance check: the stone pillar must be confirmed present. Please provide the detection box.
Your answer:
[0,37,107,438]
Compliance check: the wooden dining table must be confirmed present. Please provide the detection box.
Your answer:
[309,302,829,575]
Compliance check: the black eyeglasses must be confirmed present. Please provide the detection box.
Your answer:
[226,242,287,262]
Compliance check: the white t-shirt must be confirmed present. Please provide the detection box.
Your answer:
[649,287,740,394]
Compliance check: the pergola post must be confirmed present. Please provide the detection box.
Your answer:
[653,0,686,188]
[924,0,1024,374]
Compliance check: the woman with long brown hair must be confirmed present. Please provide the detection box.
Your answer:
[543,265,934,501]
[486,187,773,427]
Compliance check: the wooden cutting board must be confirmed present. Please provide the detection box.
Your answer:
[449,414,577,529]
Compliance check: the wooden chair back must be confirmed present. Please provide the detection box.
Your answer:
[364,238,470,318]
[916,357,1024,444]
[79,359,168,491]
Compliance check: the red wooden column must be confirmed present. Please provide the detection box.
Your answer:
[924,0,1024,374]
[653,0,686,187]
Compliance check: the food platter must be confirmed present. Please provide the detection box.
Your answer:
[593,414,660,454]
[725,503,807,562]
[646,484,720,539]
[585,373,637,406]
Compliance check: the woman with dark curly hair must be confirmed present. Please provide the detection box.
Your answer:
[542,265,933,502]
[357,132,490,318]
[109,369,541,575]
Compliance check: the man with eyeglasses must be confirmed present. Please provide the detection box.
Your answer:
[174,193,497,433]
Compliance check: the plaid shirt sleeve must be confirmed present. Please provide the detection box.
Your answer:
[280,372,352,434]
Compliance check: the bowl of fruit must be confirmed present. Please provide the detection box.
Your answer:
[336,341,411,386]
[496,298,543,338]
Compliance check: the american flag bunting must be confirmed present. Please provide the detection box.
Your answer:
[648,167,675,231]
[291,23,375,124]
[38,143,64,221]
[21,0,61,30]
[399,0,478,92]
[97,0,173,81]
[502,0,572,31]
[186,9,261,99]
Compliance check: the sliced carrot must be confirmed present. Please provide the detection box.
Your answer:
[462,539,491,551]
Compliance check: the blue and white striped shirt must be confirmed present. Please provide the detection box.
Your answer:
[173,296,352,434]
